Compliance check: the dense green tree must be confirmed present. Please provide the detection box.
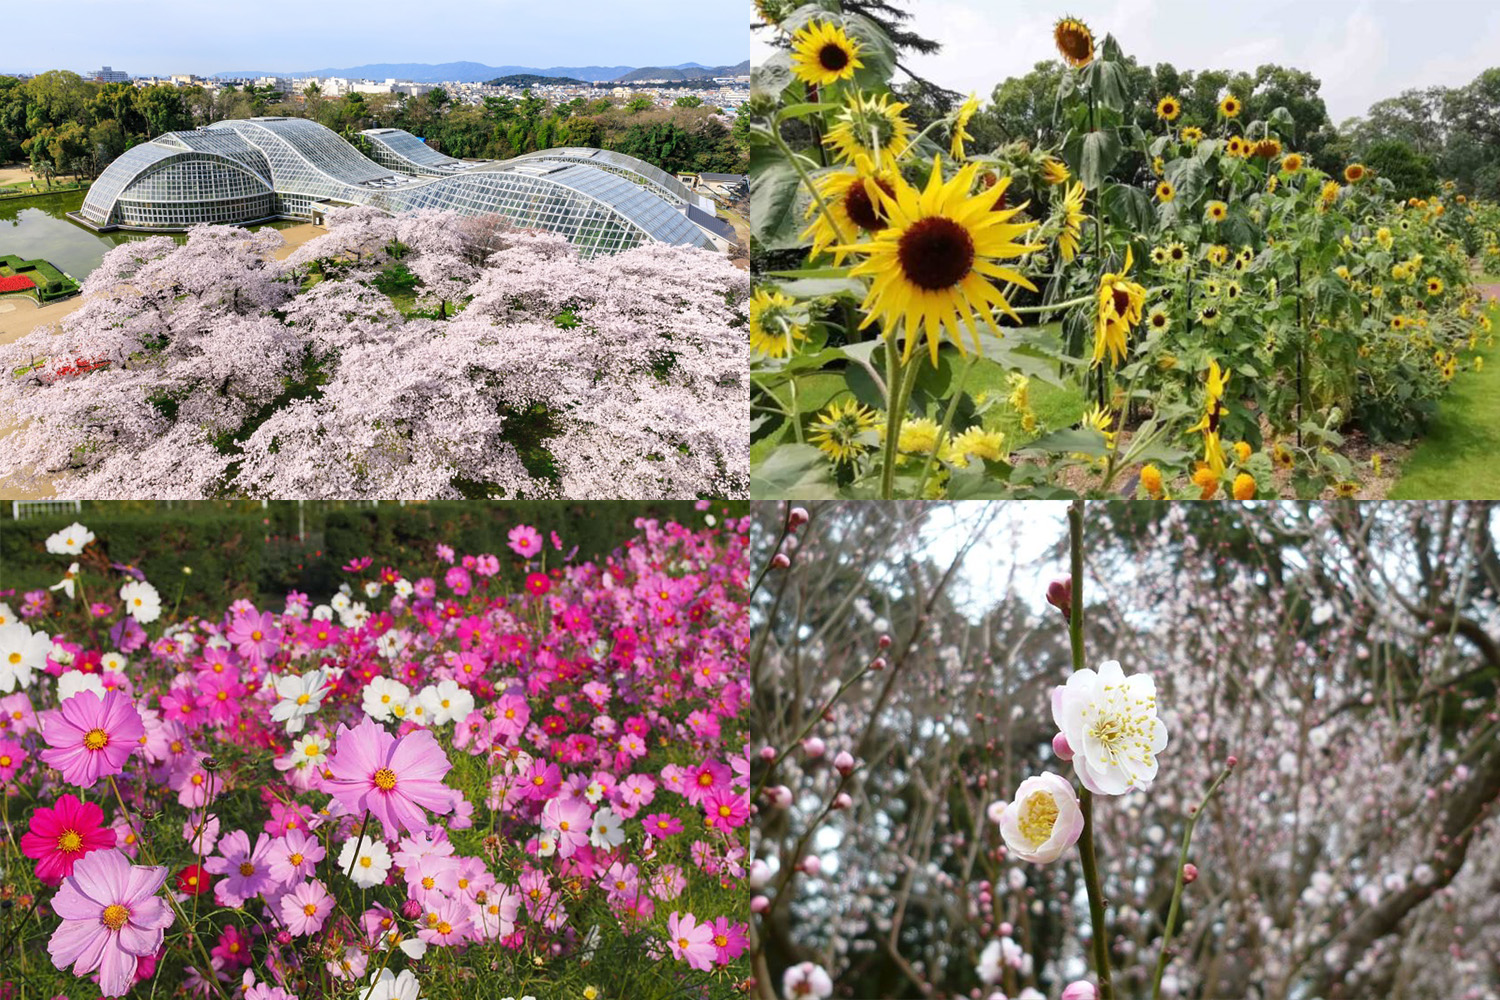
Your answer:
[136,85,191,137]
[1362,139,1439,200]
[674,95,704,108]
[625,96,654,113]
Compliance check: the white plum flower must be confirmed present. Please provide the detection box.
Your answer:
[1051,660,1168,795]
[783,962,833,999]
[119,580,163,624]
[45,522,95,555]
[996,772,1085,864]
[978,939,1004,985]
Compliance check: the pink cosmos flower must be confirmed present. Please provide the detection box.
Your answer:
[703,787,750,830]
[541,797,593,858]
[710,916,749,964]
[666,910,716,971]
[416,895,473,946]
[227,611,281,666]
[643,813,684,837]
[279,879,333,936]
[324,716,454,837]
[40,689,144,789]
[47,848,174,997]
[21,793,117,885]
[211,924,252,969]
[267,828,326,884]
[203,829,277,906]
[507,524,542,558]
[0,735,27,781]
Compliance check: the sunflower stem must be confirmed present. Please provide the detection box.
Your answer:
[913,354,975,496]
[770,124,854,248]
[1066,502,1114,1000]
[879,335,914,499]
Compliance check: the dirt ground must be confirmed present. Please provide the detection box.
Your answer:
[0,224,325,500]
[0,163,40,187]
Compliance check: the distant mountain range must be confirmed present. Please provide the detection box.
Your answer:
[209,61,749,84]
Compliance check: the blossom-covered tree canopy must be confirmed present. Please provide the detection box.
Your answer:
[750,501,1500,1000]
[0,208,749,499]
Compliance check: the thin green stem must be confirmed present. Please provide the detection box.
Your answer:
[1151,764,1235,999]
[913,354,975,497]
[879,337,914,499]
[345,809,372,882]
[769,125,852,248]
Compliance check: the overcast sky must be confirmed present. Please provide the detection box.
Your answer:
[1,0,748,76]
[753,0,1500,124]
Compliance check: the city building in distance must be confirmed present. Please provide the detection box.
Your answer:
[73,117,729,255]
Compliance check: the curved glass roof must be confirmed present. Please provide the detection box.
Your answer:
[82,142,184,222]
[507,147,712,210]
[361,128,473,175]
[205,118,418,202]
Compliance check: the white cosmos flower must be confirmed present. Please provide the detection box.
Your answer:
[588,807,625,849]
[58,670,108,702]
[49,562,81,599]
[45,522,94,555]
[338,835,393,889]
[271,669,328,733]
[997,772,1084,864]
[0,602,14,627]
[1051,660,1168,795]
[418,679,474,726]
[100,651,127,674]
[0,622,50,692]
[361,676,410,722]
[119,580,163,623]
[359,968,420,1000]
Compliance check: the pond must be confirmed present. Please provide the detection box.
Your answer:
[0,189,300,282]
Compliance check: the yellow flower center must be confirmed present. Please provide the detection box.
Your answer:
[303,903,319,916]
[373,767,398,791]
[437,921,452,935]
[101,904,130,930]
[1017,790,1059,847]
[58,829,84,853]
[289,853,304,866]
[421,876,435,890]
[252,630,263,641]
[83,728,109,751]
[295,693,310,706]
[6,653,19,664]
[239,862,256,876]
[678,937,690,949]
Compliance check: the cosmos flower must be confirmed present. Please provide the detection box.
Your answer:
[338,834,394,889]
[506,524,543,559]
[0,622,51,692]
[270,670,329,734]
[21,793,117,884]
[324,716,454,837]
[280,879,334,936]
[40,689,144,789]
[1051,660,1169,795]
[47,848,173,998]
[666,911,716,972]
[118,581,162,624]
[45,522,95,555]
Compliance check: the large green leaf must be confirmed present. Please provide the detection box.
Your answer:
[1103,183,1155,233]
[1164,157,1209,206]
[750,129,805,250]
[1064,129,1123,191]
[751,444,838,499]
[1023,427,1109,457]
[751,53,793,101]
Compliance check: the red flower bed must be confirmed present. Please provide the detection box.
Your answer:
[0,273,36,292]
[39,356,112,384]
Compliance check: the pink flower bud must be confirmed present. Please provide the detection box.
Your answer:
[768,785,792,808]
[870,657,887,672]
[788,507,809,528]
[1052,732,1075,761]
[1061,982,1098,1000]
[999,922,1013,936]
[771,553,791,569]
[751,895,770,913]
[877,634,892,649]
[1226,755,1238,768]
[276,930,293,945]
[834,751,855,775]
[1183,863,1198,884]
[802,737,826,758]
[801,856,822,877]
[832,792,852,810]
[759,745,777,761]
[401,899,423,919]
[1046,577,1073,619]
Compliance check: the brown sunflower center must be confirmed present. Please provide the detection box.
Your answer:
[1057,24,1092,61]
[843,179,893,232]
[1112,287,1132,316]
[818,43,850,73]
[896,216,976,291]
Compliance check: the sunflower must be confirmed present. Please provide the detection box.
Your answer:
[840,156,1042,365]
[1187,359,1231,476]
[1166,242,1188,266]
[1281,152,1304,173]
[1181,126,1204,144]
[791,21,864,88]
[1198,304,1222,327]
[809,399,878,464]
[1140,464,1164,497]
[1225,136,1246,158]
[1146,304,1171,333]
[1155,180,1175,203]
[801,166,898,263]
[1267,174,1280,193]
[1273,443,1294,470]
[1150,246,1169,265]
[1219,95,1243,118]
[1156,95,1182,121]
[1207,244,1229,266]
[1253,137,1282,159]
[1205,200,1228,223]
[1427,276,1444,296]
[1391,315,1408,331]
[888,417,946,458]
[1056,181,1087,263]
[1343,163,1367,183]
[951,93,980,159]
[823,92,914,165]
[1192,466,1220,499]
[951,426,1007,466]
[1334,481,1360,498]
[1053,17,1095,67]
[1319,180,1341,210]
[1040,157,1071,185]
[1232,473,1256,501]
[1083,405,1118,451]
[749,287,808,359]
[1233,440,1252,464]
[1093,247,1147,367]
[1203,278,1223,298]
[1225,280,1242,301]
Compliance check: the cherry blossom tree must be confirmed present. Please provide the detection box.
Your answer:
[0,208,749,498]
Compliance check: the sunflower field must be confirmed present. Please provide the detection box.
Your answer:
[749,3,1500,499]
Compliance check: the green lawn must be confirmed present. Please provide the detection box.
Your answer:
[1389,301,1500,499]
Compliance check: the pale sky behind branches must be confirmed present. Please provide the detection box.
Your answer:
[1,0,749,77]
[752,0,1500,124]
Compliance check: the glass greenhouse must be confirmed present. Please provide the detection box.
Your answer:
[76,119,724,256]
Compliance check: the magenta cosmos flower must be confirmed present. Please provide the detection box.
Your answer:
[279,878,333,936]
[21,793,117,885]
[507,524,542,558]
[324,716,454,837]
[48,848,174,998]
[40,689,144,789]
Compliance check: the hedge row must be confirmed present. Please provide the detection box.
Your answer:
[0,501,746,620]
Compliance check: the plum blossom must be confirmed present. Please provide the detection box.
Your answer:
[1051,660,1169,795]
[996,773,1085,864]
